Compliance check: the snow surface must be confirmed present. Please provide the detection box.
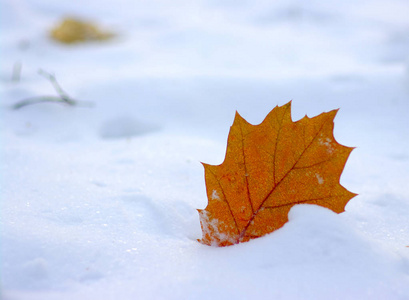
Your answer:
[1,0,409,299]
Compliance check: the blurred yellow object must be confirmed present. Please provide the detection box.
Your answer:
[50,17,114,44]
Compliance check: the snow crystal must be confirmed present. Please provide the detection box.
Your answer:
[315,173,324,185]
[200,210,236,246]
[319,137,335,154]
[211,189,220,200]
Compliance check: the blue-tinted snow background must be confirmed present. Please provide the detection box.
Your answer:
[1,0,409,299]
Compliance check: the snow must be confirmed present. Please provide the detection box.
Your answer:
[1,0,409,299]
[211,190,220,200]
[315,173,324,185]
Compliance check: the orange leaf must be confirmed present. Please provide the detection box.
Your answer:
[198,101,356,246]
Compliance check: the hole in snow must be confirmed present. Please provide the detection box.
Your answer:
[99,116,160,139]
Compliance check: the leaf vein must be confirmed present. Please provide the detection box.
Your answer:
[293,158,332,170]
[239,113,330,240]
[239,121,254,215]
[207,167,241,236]
[264,196,333,209]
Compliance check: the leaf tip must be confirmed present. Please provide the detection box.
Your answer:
[233,110,245,122]
[278,100,292,115]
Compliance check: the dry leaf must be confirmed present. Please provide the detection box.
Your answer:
[50,17,114,44]
[198,101,356,246]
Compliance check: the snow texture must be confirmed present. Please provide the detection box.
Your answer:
[1,0,409,299]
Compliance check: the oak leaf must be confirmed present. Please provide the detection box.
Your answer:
[198,101,356,246]
[50,17,115,44]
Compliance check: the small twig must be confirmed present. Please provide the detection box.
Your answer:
[12,96,73,110]
[12,70,93,110]
[37,70,73,103]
